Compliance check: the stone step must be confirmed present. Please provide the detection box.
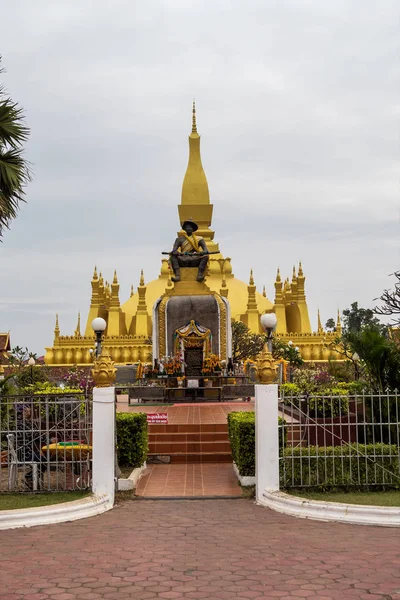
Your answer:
[164,453,233,464]
[149,440,232,454]
[148,424,228,434]
[149,432,229,443]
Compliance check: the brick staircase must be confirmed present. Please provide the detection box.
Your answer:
[148,423,232,463]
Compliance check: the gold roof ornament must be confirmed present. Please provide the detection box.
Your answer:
[256,343,277,384]
[140,269,145,286]
[54,313,60,338]
[317,309,323,333]
[91,349,116,388]
[249,269,254,286]
[262,285,266,298]
[74,312,81,337]
[113,270,118,284]
[93,265,98,280]
[192,99,197,134]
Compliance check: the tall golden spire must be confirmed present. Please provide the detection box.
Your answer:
[262,285,266,298]
[336,309,342,333]
[130,284,134,297]
[178,102,218,250]
[74,312,81,337]
[317,309,323,333]
[192,100,197,134]
[54,313,60,339]
[140,269,145,286]
[249,269,254,285]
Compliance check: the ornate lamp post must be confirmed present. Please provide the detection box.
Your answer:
[257,313,278,384]
[91,317,107,358]
[352,352,360,381]
[27,356,36,384]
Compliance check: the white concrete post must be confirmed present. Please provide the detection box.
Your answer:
[92,386,115,506]
[255,383,279,503]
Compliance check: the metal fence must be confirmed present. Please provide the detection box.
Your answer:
[0,393,92,493]
[279,390,400,490]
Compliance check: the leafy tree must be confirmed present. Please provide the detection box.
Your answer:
[325,318,336,332]
[272,338,303,367]
[231,321,265,362]
[373,270,400,326]
[0,57,31,238]
[345,328,400,391]
[342,302,385,336]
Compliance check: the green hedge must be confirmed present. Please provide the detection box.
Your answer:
[227,411,286,477]
[280,444,400,491]
[116,412,148,467]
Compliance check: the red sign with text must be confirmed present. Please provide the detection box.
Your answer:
[146,413,168,424]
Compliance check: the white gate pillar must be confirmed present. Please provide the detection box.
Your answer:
[91,353,117,506]
[255,383,279,503]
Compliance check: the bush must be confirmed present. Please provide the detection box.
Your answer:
[116,412,148,467]
[227,411,286,477]
[282,389,349,418]
[280,444,400,491]
[280,383,300,396]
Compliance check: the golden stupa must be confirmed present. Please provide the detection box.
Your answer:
[44,104,340,366]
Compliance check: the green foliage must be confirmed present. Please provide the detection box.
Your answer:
[280,383,300,395]
[280,444,400,491]
[346,328,400,391]
[231,321,265,362]
[373,270,400,326]
[342,302,385,335]
[228,412,255,476]
[0,57,31,237]
[325,318,336,331]
[227,411,286,477]
[116,412,148,467]
[272,339,303,366]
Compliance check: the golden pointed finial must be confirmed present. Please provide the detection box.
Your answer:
[292,265,297,279]
[113,270,118,284]
[276,268,281,283]
[192,100,197,134]
[262,285,266,297]
[93,265,98,280]
[336,309,341,328]
[99,272,104,286]
[140,269,145,286]
[298,261,304,277]
[74,312,81,336]
[317,309,323,332]
[130,284,134,297]
[249,269,254,285]
[54,313,60,337]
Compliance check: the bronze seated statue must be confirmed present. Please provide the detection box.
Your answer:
[169,220,209,283]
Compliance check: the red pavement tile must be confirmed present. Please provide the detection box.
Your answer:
[136,463,242,497]
[117,400,254,424]
[1,499,400,599]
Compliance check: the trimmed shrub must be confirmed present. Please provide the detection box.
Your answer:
[227,411,286,477]
[280,444,400,491]
[116,412,148,467]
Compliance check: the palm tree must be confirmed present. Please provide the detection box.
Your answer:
[0,57,31,238]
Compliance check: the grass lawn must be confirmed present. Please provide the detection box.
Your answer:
[288,490,400,507]
[0,491,90,511]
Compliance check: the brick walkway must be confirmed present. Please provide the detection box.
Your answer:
[1,498,400,599]
[116,400,254,423]
[136,463,242,497]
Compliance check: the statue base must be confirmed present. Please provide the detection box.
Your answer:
[170,268,210,297]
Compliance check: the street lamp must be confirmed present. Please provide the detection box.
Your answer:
[91,317,107,358]
[260,313,278,353]
[352,352,360,381]
[27,356,36,384]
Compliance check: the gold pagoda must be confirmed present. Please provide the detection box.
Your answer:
[44,104,340,366]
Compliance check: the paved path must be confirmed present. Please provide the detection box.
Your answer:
[1,498,400,600]
[136,463,242,497]
[116,400,254,423]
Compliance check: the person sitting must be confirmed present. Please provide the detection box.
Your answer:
[169,220,209,282]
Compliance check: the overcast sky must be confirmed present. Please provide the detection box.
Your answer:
[1,0,399,355]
